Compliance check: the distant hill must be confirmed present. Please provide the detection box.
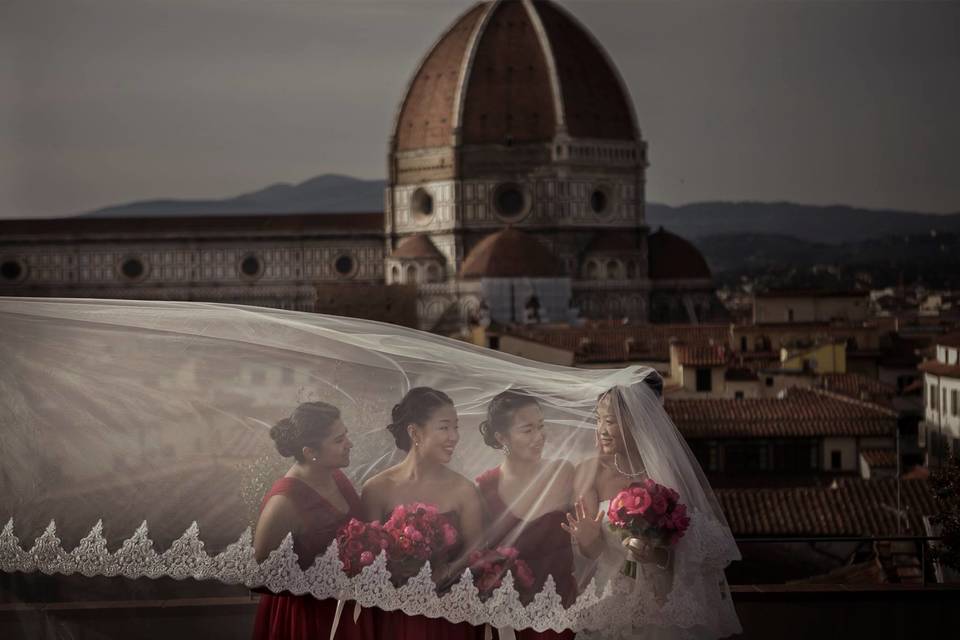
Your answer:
[78,174,960,245]
[696,232,960,289]
[80,174,386,217]
[646,201,960,244]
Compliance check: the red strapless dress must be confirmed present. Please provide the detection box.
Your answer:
[476,467,577,640]
[252,473,374,640]
[374,510,486,640]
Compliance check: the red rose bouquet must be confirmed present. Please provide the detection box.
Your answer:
[607,479,690,578]
[336,517,391,577]
[467,546,536,601]
[383,502,459,584]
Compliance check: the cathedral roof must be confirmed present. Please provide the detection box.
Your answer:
[393,0,638,152]
[391,234,445,261]
[460,227,564,278]
[647,227,712,280]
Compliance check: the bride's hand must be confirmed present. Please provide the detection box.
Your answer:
[561,497,604,551]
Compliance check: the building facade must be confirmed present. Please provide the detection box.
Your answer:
[0,0,719,332]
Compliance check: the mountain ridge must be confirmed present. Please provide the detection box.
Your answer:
[77,174,960,245]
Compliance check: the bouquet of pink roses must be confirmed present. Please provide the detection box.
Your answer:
[607,479,690,578]
[383,502,459,584]
[467,546,536,602]
[336,517,392,577]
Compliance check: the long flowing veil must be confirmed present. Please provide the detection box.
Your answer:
[0,298,739,638]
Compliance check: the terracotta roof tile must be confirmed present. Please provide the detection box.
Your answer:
[395,4,487,151]
[460,227,563,278]
[665,387,897,439]
[676,343,729,367]
[503,323,730,363]
[391,234,445,261]
[861,449,897,468]
[817,373,897,407]
[717,478,934,536]
[919,360,960,377]
[395,0,637,150]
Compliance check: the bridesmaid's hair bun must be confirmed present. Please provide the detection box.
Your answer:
[386,387,453,451]
[479,389,539,450]
[270,401,341,462]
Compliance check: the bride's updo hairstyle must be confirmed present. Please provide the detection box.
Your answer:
[269,401,341,462]
[387,386,454,451]
[478,389,539,450]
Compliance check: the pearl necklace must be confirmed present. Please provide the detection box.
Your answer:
[603,454,646,478]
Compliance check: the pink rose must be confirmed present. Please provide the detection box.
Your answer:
[359,551,374,566]
[346,519,365,536]
[499,546,520,560]
[651,494,668,515]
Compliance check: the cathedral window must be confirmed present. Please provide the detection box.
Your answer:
[335,255,356,278]
[239,254,264,280]
[1,258,25,282]
[590,184,612,215]
[493,182,529,221]
[119,256,147,281]
[411,188,434,221]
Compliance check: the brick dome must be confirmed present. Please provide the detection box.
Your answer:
[391,234,445,261]
[647,227,711,280]
[394,0,638,152]
[461,227,564,278]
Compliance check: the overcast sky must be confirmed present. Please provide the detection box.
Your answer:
[2,0,958,219]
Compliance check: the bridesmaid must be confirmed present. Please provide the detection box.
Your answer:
[475,390,576,640]
[252,401,374,640]
[361,387,485,640]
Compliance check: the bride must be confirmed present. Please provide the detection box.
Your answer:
[0,299,740,640]
[565,383,741,639]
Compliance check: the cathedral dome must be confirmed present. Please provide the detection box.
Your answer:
[393,0,638,152]
[391,234,445,261]
[647,227,711,280]
[461,227,564,278]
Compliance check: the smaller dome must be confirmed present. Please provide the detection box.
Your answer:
[648,227,711,280]
[391,234,445,261]
[461,227,564,279]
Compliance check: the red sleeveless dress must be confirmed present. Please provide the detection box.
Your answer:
[252,473,374,640]
[476,467,577,640]
[375,511,486,640]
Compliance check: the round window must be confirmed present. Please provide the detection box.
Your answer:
[590,189,608,214]
[411,188,434,221]
[1,259,24,282]
[240,254,263,278]
[120,257,145,280]
[335,255,355,276]
[493,182,529,220]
